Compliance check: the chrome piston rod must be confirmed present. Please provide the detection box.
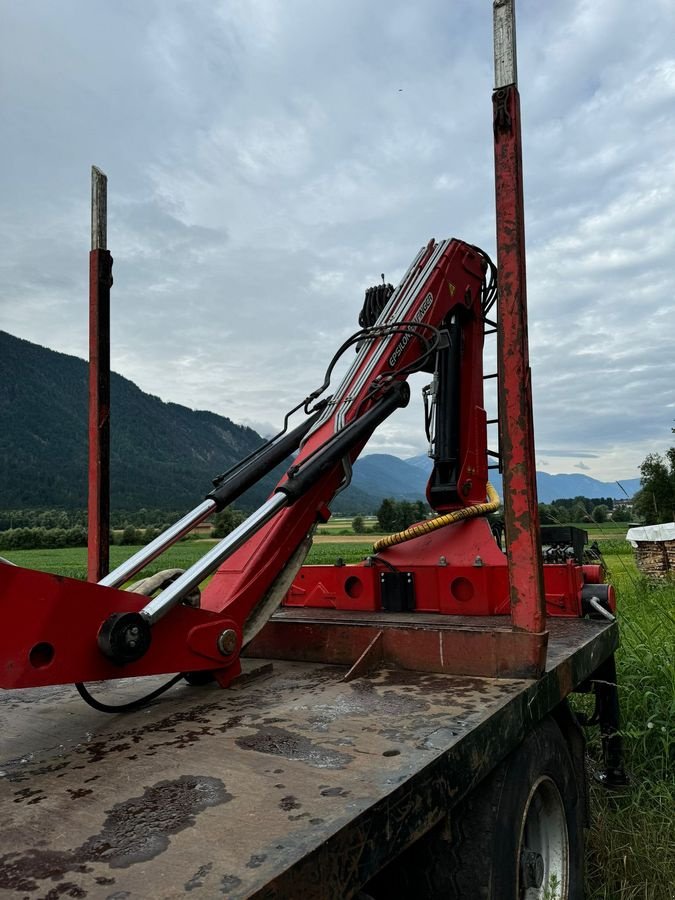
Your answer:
[140,493,288,625]
[98,412,320,591]
[98,499,217,590]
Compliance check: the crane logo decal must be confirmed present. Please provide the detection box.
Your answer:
[388,292,434,368]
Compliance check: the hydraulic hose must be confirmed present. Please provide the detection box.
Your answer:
[372,482,501,552]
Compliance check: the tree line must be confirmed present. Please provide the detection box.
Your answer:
[631,444,675,525]
[367,495,634,535]
[538,497,631,525]
[0,507,185,532]
[4,432,674,551]
[0,524,173,551]
[0,494,636,552]
[375,499,430,532]
[0,526,89,551]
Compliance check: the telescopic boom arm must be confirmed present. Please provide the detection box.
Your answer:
[0,238,490,691]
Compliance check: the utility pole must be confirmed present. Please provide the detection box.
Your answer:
[87,166,113,582]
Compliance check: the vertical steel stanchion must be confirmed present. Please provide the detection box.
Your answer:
[492,1,547,670]
[87,166,113,582]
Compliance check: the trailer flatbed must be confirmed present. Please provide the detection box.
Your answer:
[0,618,616,900]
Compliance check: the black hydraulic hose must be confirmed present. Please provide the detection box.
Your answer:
[75,673,185,713]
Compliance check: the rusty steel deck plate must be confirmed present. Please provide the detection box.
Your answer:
[0,619,616,899]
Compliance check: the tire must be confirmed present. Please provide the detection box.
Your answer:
[365,716,584,900]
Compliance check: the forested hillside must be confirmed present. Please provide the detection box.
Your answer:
[0,331,280,510]
[0,331,641,516]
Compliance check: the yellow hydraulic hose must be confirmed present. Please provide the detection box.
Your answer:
[372,482,501,552]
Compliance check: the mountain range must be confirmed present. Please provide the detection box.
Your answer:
[0,330,640,516]
[350,453,640,509]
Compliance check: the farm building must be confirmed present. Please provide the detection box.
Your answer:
[626,522,675,578]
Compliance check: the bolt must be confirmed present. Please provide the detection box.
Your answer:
[473,555,483,567]
[129,626,140,637]
[520,848,544,889]
[217,628,238,656]
[438,555,447,566]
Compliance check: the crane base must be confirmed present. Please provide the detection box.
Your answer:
[245,608,549,679]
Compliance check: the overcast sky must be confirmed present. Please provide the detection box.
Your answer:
[2,0,674,482]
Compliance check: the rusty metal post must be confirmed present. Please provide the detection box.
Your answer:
[492,2,547,655]
[87,166,113,582]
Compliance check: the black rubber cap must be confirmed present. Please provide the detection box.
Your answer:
[98,612,151,664]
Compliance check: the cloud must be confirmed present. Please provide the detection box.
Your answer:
[538,450,600,459]
[575,461,591,471]
[1,0,674,485]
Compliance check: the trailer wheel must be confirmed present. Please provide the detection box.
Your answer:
[450,716,583,900]
[365,716,584,899]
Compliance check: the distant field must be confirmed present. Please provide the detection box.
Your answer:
[322,518,629,542]
[316,516,380,535]
[3,520,630,578]
[572,522,630,540]
[2,544,210,582]
[2,540,374,580]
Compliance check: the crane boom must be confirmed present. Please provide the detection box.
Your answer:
[0,238,492,690]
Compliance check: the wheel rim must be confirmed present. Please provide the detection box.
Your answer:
[517,776,569,900]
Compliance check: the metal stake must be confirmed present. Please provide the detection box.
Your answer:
[492,1,547,655]
[87,167,113,582]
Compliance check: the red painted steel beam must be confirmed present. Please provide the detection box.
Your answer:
[88,167,113,582]
[492,1,546,637]
[0,565,240,689]
[246,609,549,680]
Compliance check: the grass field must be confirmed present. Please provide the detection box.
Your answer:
[2,540,374,581]
[579,551,674,900]
[2,540,672,897]
[315,518,632,541]
[316,515,380,535]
